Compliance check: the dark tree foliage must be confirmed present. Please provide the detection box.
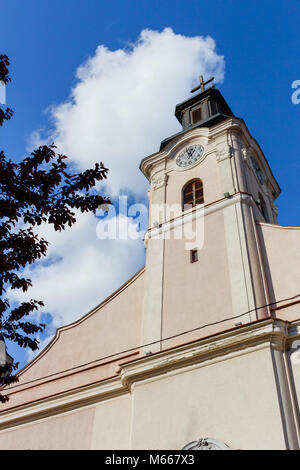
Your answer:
[0,55,109,402]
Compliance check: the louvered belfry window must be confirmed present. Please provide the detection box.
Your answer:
[183,179,204,210]
[191,107,202,124]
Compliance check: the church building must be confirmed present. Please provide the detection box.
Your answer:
[1,77,300,450]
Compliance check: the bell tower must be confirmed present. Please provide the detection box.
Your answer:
[140,77,281,354]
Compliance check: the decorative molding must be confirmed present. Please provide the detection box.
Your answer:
[216,145,233,163]
[0,376,125,431]
[257,221,300,230]
[120,318,289,390]
[241,146,252,169]
[150,172,168,191]
[145,192,254,242]
[139,117,280,197]
[164,129,210,161]
[0,318,296,432]
[182,437,230,450]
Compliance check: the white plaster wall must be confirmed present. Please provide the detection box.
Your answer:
[0,393,132,450]
[258,223,300,313]
[0,341,296,450]
[130,347,286,450]
[0,405,95,449]
[91,394,132,450]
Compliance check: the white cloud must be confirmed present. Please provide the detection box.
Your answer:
[19,28,225,361]
[32,27,224,196]
[9,210,146,359]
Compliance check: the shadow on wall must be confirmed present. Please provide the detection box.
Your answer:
[256,223,276,308]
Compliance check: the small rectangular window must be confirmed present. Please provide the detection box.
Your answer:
[192,107,202,124]
[190,249,198,263]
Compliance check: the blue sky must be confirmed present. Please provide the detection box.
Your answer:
[2,0,299,221]
[1,0,300,368]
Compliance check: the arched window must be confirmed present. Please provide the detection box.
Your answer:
[182,179,204,210]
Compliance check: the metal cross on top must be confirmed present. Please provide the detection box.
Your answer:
[190,75,214,94]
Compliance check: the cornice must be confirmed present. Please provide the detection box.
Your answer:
[119,318,288,389]
[1,318,296,431]
[139,122,231,181]
[162,127,211,156]
[139,118,244,181]
[139,150,165,180]
[0,376,124,431]
[144,192,255,241]
[287,319,300,345]
[139,117,280,198]
[258,221,300,230]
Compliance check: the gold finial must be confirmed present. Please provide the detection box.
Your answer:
[190,75,214,94]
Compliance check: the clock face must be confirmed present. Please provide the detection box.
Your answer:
[250,156,264,184]
[176,145,204,168]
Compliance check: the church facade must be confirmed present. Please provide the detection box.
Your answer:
[1,81,300,450]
